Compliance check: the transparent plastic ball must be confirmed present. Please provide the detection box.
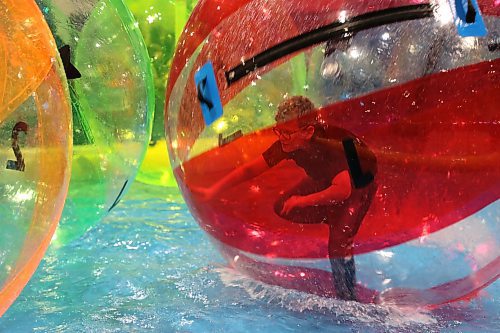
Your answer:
[124,0,198,187]
[0,0,72,316]
[36,0,155,246]
[166,0,499,307]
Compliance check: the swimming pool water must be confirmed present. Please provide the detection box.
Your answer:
[1,182,498,332]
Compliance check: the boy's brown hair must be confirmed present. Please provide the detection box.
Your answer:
[275,96,317,127]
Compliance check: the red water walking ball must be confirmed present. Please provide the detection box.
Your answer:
[165,0,499,307]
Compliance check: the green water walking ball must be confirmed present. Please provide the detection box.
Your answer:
[36,0,155,246]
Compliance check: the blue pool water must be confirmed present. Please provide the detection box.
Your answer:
[1,183,498,332]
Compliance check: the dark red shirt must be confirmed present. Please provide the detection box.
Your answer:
[263,126,374,187]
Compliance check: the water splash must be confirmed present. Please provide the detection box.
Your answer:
[217,266,438,330]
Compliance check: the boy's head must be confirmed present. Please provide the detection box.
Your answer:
[273,96,317,152]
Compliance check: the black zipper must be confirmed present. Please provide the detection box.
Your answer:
[225,4,434,86]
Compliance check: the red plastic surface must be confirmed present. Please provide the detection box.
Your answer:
[177,60,500,259]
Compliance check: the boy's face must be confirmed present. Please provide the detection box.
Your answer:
[273,120,314,152]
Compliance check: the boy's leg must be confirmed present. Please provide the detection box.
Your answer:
[327,182,378,301]
[330,256,356,301]
[328,221,357,300]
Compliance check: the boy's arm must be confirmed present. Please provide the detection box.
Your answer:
[191,156,270,200]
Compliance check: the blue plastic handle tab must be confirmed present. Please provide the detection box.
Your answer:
[194,62,224,126]
[450,0,487,37]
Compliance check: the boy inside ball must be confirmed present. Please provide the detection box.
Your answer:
[192,96,377,301]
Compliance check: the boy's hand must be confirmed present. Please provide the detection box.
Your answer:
[281,195,308,215]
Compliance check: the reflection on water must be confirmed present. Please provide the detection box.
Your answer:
[0,182,498,332]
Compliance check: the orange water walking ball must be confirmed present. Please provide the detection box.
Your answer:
[0,0,72,316]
